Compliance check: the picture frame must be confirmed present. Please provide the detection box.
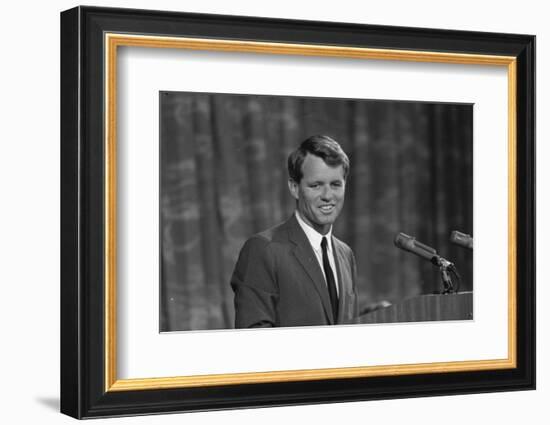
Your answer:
[60,5,535,419]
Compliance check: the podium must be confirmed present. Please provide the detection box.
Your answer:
[357,291,473,324]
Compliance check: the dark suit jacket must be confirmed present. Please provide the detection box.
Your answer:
[231,215,358,328]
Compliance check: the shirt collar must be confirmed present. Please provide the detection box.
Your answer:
[295,211,333,253]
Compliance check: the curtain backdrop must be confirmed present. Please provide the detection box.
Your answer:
[160,92,473,331]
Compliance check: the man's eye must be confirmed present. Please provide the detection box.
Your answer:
[309,184,320,188]
[331,182,342,188]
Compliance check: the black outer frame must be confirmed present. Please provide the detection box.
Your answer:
[60,5,535,419]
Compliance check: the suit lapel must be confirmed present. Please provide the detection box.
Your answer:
[332,237,348,324]
[287,216,334,324]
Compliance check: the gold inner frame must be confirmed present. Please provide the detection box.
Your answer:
[104,33,518,392]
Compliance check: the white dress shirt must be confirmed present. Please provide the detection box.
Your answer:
[295,211,339,295]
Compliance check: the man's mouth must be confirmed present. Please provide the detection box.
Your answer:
[319,204,335,213]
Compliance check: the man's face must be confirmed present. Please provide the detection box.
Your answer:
[288,153,346,235]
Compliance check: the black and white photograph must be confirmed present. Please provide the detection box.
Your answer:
[159,91,473,332]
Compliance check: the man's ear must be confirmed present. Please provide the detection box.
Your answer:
[288,179,299,200]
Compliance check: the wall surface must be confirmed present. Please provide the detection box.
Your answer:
[0,0,545,424]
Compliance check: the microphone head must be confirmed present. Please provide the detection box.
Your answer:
[394,232,437,261]
[394,232,415,250]
[450,230,473,250]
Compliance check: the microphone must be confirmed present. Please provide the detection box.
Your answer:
[394,232,439,264]
[394,232,459,294]
[450,230,473,250]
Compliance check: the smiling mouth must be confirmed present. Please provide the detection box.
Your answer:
[319,205,335,213]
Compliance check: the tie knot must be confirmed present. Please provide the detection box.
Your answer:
[321,236,328,250]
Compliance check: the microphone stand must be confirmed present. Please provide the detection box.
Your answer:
[431,256,458,294]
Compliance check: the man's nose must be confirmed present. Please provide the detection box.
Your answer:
[321,185,333,200]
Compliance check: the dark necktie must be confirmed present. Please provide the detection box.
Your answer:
[321,236,339,322]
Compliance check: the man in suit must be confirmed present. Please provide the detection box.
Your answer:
[231,135,358,328]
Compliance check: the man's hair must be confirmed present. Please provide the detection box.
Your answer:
[287,135,350,183]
